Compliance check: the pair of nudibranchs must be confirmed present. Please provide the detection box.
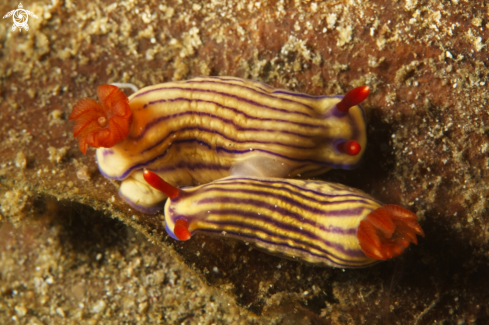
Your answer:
[70,76,424,268]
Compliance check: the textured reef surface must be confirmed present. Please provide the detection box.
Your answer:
[1,0,489,323]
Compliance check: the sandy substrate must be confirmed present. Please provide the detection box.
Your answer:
[0,197,288,324]
[1,0,489,323]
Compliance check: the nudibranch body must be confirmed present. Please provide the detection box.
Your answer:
[70,76,369,212]
[143,171,424,268]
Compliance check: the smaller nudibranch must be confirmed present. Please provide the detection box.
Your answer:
[143,170,424,268]
[69,85,132,154]
[69,77,369,212]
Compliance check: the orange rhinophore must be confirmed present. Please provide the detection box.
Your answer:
[335,86,370,113]
[336,140,361,156]
[173,219,191,241]
[69,85,132,154]
[143,170,189,241]
[142,169,180,199]
[357,204,425,261]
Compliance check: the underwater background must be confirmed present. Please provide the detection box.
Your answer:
[1,0,489,323]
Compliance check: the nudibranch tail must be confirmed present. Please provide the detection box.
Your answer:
[336,86,370,113]
[336,140,361,156]
[357,204,425,261]
[142,170,180,199]
[69,85,132,154]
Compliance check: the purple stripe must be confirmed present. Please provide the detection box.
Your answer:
[102,149,114,156]
[204,76,275,91]
[193,76,273,92]
[272,90,343,100]
[203,178,367,201]
[130,107,321,143]
[100,137,361,182]
[139,93,313,117]
[199,228,370,268]
[188,77,360,112]
[139,126,318,155]
[195,186,376,216]
[200,214,362,254]
[215,146,361,168]
[197,76,247,85]
[200,76,245,82]
[194,196,370,226]
[172,79,318,110]
[133,84,317,115]
[99,160,230,181]
[183,78,334,104]
[172,213,367,267]
[101,137,361,180]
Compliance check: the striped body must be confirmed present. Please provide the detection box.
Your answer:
[165,176,381,268]
[95,76,367,212]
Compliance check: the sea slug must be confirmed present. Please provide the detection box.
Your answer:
[142,170,424,268]
[69,76,369,212]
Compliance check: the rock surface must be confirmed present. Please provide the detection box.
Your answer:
[1,0,488,323]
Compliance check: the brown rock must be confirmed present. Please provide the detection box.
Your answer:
[1,0,488,323]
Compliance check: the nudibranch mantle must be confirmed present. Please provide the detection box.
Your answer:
[76,76,367,212]
[149,174,424,268]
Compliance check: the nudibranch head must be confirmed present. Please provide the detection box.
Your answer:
[357,204,425,261]
[69,85,132,154]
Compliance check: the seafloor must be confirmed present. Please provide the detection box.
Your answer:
[1,0,488,324]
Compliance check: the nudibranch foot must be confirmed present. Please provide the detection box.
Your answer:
[116,171,168,213]
[69,85,132,154]
[335,86,370,113]
[357,205,425,261]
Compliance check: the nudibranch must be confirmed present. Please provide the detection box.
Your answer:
[69,76,369,212]
[143,170,424,268]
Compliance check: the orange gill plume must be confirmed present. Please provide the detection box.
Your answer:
[69,85,133,154]
[357,204,425,261]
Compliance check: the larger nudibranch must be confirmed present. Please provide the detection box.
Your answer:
[69,77,369,212]
[143,170,424,268]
